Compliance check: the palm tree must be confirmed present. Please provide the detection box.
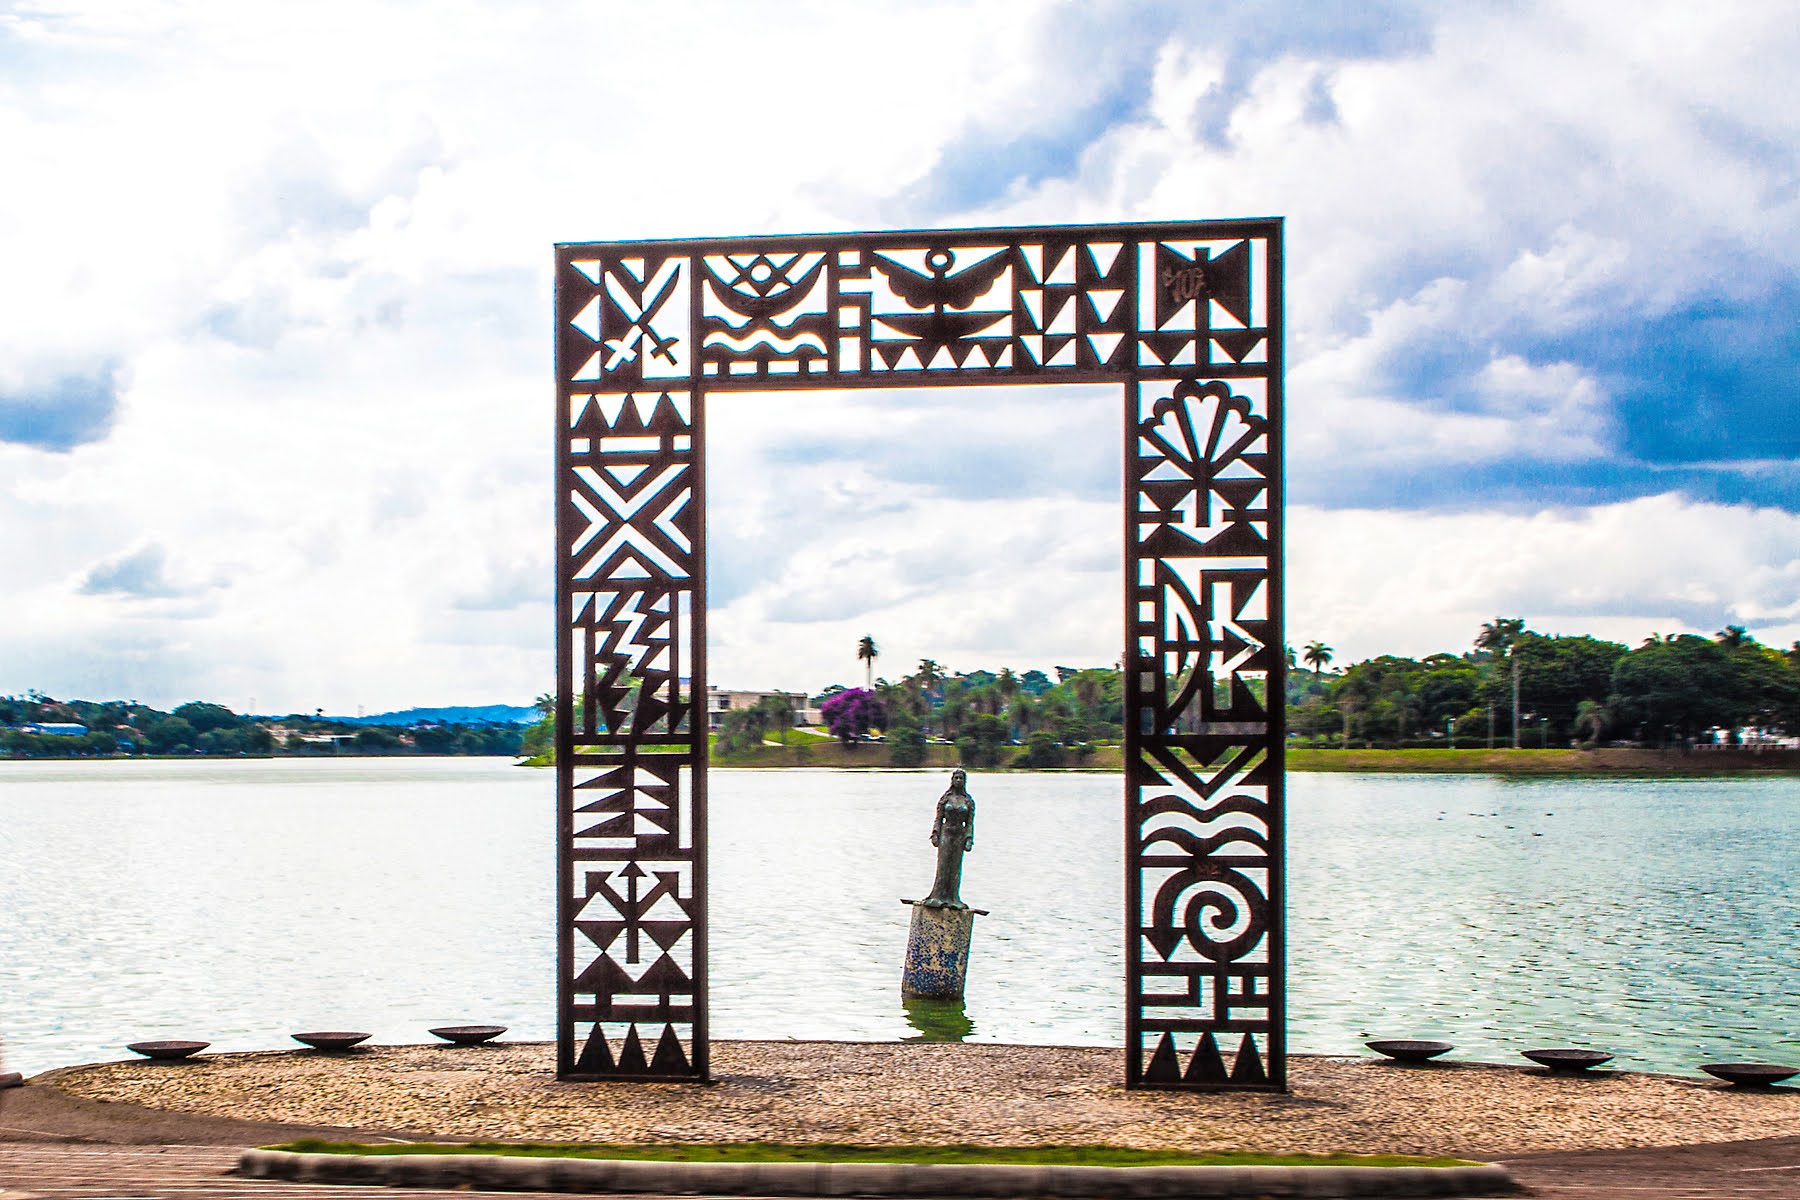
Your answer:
[939,680,969,740]
[1072,673,1101,720]
[995,668,1021,738]
[1009,695,1039,740]
[913,659,945,734]
[757,693,795,749]
[873,678,906,729]
[1476,617,1527,749]
[1716,625,1749,648]
[857,635,879,689]
[1301,640,1332,682]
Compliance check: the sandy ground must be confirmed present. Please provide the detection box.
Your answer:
[35,1039,1800,1161]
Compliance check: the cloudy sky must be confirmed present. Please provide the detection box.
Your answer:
[2,0,1794,714]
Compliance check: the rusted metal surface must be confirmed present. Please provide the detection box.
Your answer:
[554,220,1285,1088]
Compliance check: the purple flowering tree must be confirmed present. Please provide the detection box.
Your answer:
[819,687,886,748]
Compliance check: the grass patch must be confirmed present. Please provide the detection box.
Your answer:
[269,1138,1472,1168]
[1288,746,1800,775]
[1289,748,1589,773]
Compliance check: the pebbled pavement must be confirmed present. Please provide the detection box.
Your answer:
[7,1062,1800,1199]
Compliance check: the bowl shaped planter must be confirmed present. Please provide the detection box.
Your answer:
[1365,1039,1454,1063]
[1702,1063,1798,1087]
[126,1040,210,1061]
[1522,1048,1614,1072]
[291,1031,371,1052]
[428,1025,507,1046]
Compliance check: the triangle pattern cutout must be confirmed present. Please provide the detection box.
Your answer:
[615,1026,649,1074]
[1230,1035,1268,1085]
[650,1027,691,1075]
[574,1025,615,1074]
[1144,1033,1182,1084]
[1184,1032,1230,1084]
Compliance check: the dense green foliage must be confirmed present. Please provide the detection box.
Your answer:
[853,660,1121,769]
[1290,622,1800,749]
[22,616,1789,764]
[717,693,801,756]
[0,691,524,759]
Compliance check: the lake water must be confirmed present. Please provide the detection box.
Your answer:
[1,758,1795,1080]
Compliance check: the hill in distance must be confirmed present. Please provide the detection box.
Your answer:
[327,704,538,727]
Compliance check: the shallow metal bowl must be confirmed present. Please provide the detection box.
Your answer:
[126,1040,209,1061]
[1365,1039,1454,1062]
[290,1031,371,1052]
[1701,1062,1798,1087]
[428,1024,507,1046]
[1522,1048,1614,1072]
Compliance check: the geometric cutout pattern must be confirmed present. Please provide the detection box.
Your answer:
[556,220,1284,1089]
[556,382,705,1079]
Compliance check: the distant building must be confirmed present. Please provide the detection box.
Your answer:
[706,688,817,732]
[22,722,87,737]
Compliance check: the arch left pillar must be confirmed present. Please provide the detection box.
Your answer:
[554,249,708,1079]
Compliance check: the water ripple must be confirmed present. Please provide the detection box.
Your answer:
[1,761,1793,1080]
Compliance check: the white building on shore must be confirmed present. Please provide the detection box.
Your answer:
[706,688,818,732]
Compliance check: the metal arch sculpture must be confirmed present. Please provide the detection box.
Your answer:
[553,220,1286,1090]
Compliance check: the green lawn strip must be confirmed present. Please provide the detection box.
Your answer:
[269,1138,1471,1168]
[1287,747,1800,775]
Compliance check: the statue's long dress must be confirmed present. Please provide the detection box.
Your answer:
[924,796,972,908]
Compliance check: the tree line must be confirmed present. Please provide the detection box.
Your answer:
[1292,622,1800,749]
[0,693,524,759]
[813,640,1124,769]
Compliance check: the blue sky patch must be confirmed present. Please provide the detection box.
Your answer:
[79,544,185,599]
[0,369,121,451]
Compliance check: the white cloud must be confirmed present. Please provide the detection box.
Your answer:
[986,0,1799,479]
[705,384,1121,693]
[1291,493,1800,662]
[1288,281,1612,470]
[709,490,1121,694]
[0,0,1794,712]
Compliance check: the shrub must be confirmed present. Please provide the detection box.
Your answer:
[956,735,1000,769]
[887,713,926,767]
[1015,730,1067,769]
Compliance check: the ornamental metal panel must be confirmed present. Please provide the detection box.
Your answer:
[554,219,1284,1089]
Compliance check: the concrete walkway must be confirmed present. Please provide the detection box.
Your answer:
[9,1138,1800,1199]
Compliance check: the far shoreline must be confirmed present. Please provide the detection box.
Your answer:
[523,742,1800,776]
[10,745,1798,777]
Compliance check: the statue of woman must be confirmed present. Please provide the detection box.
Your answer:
[922,769,975,909]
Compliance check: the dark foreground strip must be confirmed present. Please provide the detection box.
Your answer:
[239,1148,1519,1197]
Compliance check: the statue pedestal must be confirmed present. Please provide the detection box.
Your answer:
[900,901,984,1000]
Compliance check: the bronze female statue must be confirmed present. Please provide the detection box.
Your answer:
[922,769,975,909]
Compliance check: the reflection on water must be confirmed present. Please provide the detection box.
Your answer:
[2,759,1797,1079]
[902,997,974,1042]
